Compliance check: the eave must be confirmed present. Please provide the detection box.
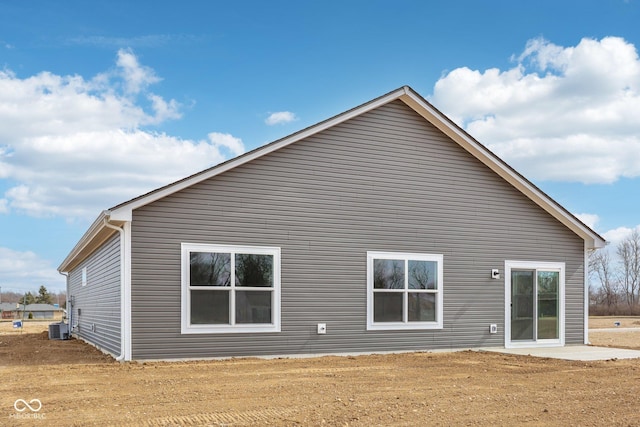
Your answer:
[57,211,126,273]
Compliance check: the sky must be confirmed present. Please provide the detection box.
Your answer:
[0,0,639,293]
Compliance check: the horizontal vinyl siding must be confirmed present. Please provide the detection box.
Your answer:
[130,100,584,359]
[67,233,121,356]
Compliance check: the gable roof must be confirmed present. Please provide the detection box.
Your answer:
[59,86,605,272]
[24,304,61,311]
[0,302,20,311]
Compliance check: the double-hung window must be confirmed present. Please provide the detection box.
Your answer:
[181,243,281,334]
[367,251,443,330]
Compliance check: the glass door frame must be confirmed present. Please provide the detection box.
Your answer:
[504,260,565,348]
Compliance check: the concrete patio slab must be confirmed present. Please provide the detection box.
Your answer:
[477,345,640,361]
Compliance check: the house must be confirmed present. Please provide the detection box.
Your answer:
[0,303,61,319]
[23,304,61,319]
[0,303,20,319]
[58,86,605,361]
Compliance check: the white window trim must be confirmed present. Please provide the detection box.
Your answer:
[366,251,444,331]
[181,243,281,334]
[504,260,565,348]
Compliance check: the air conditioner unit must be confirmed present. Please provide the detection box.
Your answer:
[49,322,70,340]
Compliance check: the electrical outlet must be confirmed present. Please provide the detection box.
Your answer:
[317,323,327,334]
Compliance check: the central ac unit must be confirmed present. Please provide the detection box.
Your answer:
[48,322,70,340]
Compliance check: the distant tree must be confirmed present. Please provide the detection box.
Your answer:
[36,285,53,304]
[589,249,619,307]
[23,292,36,305]
[55,291,67,309]
[0,291,23,304]
[617,230,640,307]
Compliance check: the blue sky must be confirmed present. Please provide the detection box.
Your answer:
[1,0,639,293]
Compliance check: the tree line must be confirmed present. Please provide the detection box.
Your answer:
[1,286,66,308]
[589,229,640,315]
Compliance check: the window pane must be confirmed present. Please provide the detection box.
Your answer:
[373,292,403,322]
[537,271,559,339]
[511,270,534,341]
[236,254,274,287]
[408,260,437,290]
[373,259,405,289]
[190,252,231,286]
[408,293,436,321]
[190,290,229,324]
[236,291,272,323]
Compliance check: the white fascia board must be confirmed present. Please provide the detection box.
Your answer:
[109,87,408,219]
[399,89,606,250]
[108,209,132,222]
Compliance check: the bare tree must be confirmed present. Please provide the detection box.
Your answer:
[616,230,640,307]
[589,249,619,307]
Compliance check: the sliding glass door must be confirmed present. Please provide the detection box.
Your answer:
[506,262,564,347]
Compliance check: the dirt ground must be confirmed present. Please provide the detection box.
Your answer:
[588,316,640,349]
[1,319,640,426]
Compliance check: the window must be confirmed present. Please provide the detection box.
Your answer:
[367,251,443,330]
[181,243,281,334]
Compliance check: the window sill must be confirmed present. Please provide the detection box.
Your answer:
[181,324,281,334]
[366,322,443,331]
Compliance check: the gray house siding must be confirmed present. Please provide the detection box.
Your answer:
[26,311,54,319]
[130,100,585,359]
[67,233,121,356]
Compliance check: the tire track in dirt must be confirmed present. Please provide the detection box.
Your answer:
[145,407,300,426]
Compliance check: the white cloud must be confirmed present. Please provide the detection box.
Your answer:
[0,247,65,292]
[208,132,245,157]
[147,93,182,123]
[602,225,640,248]
[0,49,244,219]
[432,36,640,184]
[115,48,160,95]
[575,213,599,230]
[265,111,297,125]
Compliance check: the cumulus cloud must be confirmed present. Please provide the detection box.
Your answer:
[265,111,297,125]
[208,132,245,157]
[0,49,244,219]
[0,247,64,292]
[575,213,600,230]
[115,48,160,94]
[432,36,640,184]
[602,225,640,248]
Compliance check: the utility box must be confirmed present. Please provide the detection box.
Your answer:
[49,322,70,340]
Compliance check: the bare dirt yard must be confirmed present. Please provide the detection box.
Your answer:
[588,316,640,350]
[1,319,640,426]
